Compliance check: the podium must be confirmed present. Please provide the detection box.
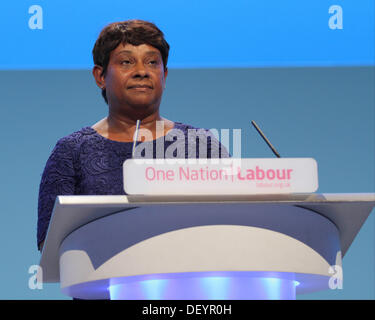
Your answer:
[39,193,375,300]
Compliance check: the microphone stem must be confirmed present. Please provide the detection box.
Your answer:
[251,120,281,158]
[132,120,141,158]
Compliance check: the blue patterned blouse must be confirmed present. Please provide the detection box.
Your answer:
[37,122,229,250]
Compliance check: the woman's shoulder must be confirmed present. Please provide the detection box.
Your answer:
[52,126,98,151]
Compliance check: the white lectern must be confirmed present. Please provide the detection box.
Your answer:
[39,193,375,300]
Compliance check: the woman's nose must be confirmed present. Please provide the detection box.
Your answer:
[133,61,149,78]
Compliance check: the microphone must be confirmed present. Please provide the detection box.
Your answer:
[132,119,141,158]
[251,120,281,158]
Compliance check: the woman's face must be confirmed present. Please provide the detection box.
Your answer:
[99,42,168,115]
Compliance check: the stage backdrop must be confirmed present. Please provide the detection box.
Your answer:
[0,0,374,299]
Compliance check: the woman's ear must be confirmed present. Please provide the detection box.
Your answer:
[92,65,105,89]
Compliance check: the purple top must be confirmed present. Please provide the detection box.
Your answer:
[37,122,229,250]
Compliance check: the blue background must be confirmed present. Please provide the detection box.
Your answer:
[1,0,374,68]
[0,0,374,299]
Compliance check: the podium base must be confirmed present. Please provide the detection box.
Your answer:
[108,271,299,300]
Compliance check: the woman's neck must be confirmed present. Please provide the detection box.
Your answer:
[92,111,174,142]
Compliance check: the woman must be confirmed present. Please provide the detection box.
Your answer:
[37,20,228,251]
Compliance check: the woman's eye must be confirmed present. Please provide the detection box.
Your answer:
[121,60,158,65]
